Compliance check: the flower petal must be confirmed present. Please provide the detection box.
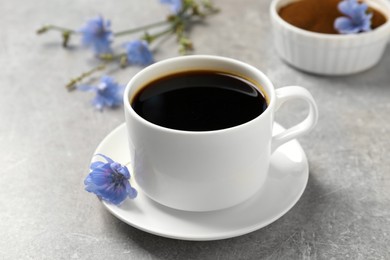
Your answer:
[160,0,183,14]
[126,181,138,199]
[84,181,100,193]
[84,154,136,205]
[335,17,360,34]
[125,40,154,66]
[118,166,131,179]
[356,3,369,16]
[95,154,114,163]
[90,161,105,170]
[91,163,112,173]
[84,178,111,196]
[100,182,128,205]
[361,13,373,32]
[87,171,112,186]
[88,76,124,110]
[110,162,122,172]
[79,15,113,55]
[77,85,96,92]
[336,0,372,34]
[339,0,357,17]
[92,96,105,110]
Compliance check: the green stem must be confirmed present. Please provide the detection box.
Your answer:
[114,20,169,37]
[146,26,175,44]
[98,53,128,68]
[37,25,77,34]
[66,63,107,91]
[98,53,124,61]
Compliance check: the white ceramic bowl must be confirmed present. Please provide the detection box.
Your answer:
[270,0,390,75]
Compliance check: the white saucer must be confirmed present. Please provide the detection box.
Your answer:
[91,123,309,241]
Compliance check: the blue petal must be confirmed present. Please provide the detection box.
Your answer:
[350,5,367,23]
[335,17,360,34]
[339,0,358,17]
[160,0,183,14]
[84,175,93,186]
[90,161,105,170]
[361,14,373,31]
[110,162,122,172]
[125,40,154,66]
[100,182,128,205]
[84,178,111,196]
[100,75,115,85]
[355,3,369,16]
[84,182,100,193]
[126,181,137,199]
[79,15,113,54]
[96,182,116,199]
[93,76,124,109]
[95,154,114,163]
[118,166,131,179]
[92,37,112,54]
[337,0,372,34]
[92,96,105,110]
[85,154,136,205]
[93,163,112,172]
[88,162,112,175]
[88,171,112,186]
[102,96,116,107]
[77,85,96,92]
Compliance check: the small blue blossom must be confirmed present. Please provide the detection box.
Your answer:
[79,15,113,54]
[160,0,183,14]
[124,40,154,66]
[84,154,137,205]
[78,76,124,110]
[334,0,372,34]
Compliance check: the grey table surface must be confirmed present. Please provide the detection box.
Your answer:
[1,0,390,259]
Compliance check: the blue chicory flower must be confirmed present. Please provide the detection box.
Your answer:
[84,154,137,205]
[334,0,372,34]
[124,40,154,66]
[79,15,113,54]
[160,0,183,14]
[78,76,124,110]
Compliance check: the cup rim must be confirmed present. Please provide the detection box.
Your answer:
[124,55,275,135]
[270,0,390,40]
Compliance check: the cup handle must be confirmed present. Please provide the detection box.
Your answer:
[271,86,319,153]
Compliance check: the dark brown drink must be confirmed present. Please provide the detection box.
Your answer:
[131,71,267,131]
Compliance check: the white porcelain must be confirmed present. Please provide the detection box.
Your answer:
[124,55,318,212]
[270,0,390,75]
[92,123,309,241]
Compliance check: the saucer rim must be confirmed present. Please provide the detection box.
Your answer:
[93,123,309,241]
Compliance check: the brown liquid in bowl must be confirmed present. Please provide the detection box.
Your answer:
[278,0,387,34]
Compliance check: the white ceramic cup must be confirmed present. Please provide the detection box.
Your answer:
[124,55,318,212]
[270,0,390,75]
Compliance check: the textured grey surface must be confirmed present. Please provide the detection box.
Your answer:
[1,0,390,259]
